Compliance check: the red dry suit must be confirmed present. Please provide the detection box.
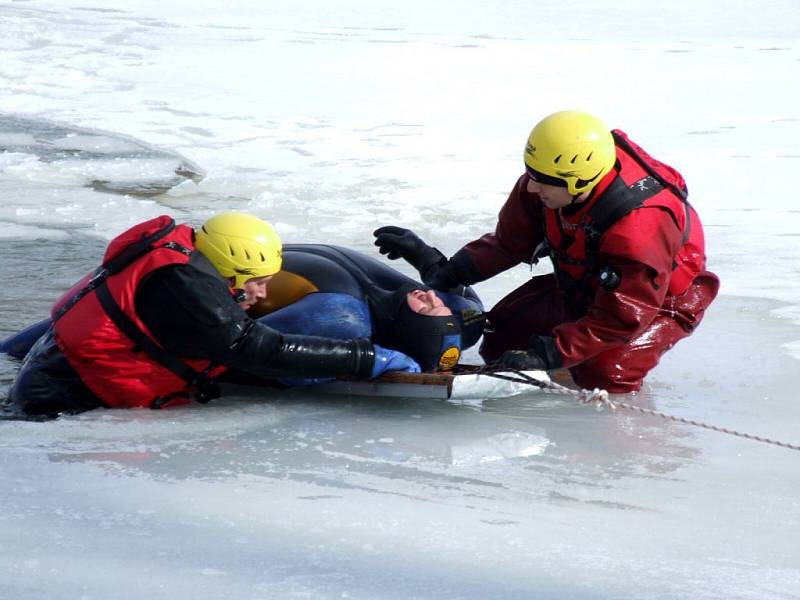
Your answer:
[467,130,720,392]
[52,216,225,408]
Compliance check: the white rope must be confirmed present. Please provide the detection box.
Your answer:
[477,367,800,452]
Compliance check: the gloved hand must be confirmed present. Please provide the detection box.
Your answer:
[373,226,447,279]
[499,335,563,371]
[371,344,421,378]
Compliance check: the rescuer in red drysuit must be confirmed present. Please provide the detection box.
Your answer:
[374,110,719,393]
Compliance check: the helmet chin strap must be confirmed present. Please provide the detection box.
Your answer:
[227,278,247,303]
[568,187,593,206]
[568,164,612,206]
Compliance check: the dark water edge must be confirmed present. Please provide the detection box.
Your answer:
[0,113,204,196]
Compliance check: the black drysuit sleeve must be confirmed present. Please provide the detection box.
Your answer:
[135,260,375,380]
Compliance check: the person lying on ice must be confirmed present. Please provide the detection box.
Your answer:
[374,110,720,393]
[3,212,422,417]
[242,243,485,386]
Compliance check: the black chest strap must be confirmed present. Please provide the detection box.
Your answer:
[583,175,663,261]
[611,131,692,252]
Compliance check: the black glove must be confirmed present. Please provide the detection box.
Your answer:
[373,226,447,280]
[374,227,485,291]
[499,335,563,371]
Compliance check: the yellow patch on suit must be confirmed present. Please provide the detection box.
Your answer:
[438,347,461,371]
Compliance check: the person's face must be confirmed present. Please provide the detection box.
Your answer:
[239,275,272,310]
[526,177,577,209]
[406,289,452,317]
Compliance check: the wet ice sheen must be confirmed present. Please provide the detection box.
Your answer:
[0,114,204,197]
[1,1,800,599]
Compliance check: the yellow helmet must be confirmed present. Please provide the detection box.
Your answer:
[195,212,282,289]
[523,110,616,195]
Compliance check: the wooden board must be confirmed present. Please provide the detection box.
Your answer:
[312,375,453,399]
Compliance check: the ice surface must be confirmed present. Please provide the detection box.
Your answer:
[449,369,551,404]
[1,1,799,598]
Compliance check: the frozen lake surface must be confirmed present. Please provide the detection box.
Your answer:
[1,1,799,598]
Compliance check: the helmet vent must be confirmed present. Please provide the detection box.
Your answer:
[586,151,594,161]
[570,155,577,164]
[227,243,235,256]
[553,154,562,164]
[259,252,266,261]
[244,249,251,260]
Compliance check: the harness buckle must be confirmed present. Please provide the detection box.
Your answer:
[597,266,621,291]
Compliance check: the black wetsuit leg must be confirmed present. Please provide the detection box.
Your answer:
[8,327,105,416]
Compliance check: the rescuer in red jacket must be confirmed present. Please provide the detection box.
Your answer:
[9,212,418,416]
[374,110,720,393]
